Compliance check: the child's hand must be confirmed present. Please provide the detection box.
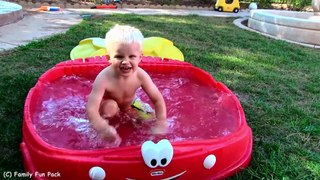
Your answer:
[151,120,168,135]
[100,125,121,145]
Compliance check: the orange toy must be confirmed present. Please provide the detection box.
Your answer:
[36,6,61,11]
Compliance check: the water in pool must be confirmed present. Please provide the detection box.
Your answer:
[33,71,239,150]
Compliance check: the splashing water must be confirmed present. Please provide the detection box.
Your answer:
[33,71,240,150]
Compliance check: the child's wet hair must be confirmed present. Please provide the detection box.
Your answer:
[105,24,144,50]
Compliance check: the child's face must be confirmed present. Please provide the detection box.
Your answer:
[108,42,142,77]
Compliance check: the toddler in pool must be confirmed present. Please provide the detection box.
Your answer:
[86,24,168,144]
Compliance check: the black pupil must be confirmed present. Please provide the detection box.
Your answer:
[161,158,167,165]
[151,159,157,166]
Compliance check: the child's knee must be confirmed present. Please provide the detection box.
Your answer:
[100,99,119,118]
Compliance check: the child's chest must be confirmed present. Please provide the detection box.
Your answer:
[107,78,141,98]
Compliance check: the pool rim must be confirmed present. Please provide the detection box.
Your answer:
[21,56,252,179]
[24,56,247,152]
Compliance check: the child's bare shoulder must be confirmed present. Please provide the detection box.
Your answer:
[137,67,148,76]
[137,67,152,84]
[94,67,112,85]
[96,67,111,79]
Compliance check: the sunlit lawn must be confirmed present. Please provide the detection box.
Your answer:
[0,14,319,179]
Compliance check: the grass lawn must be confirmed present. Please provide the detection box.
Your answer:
[0,14,319,179]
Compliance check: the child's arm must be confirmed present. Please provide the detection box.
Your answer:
[139,70,168,134]
[86,74,119,141]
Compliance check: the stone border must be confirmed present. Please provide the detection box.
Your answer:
[233,17,320,49]
[8,1,301,11]
[0,10,24,26]
[15,1,93,9]
[13,1,213,10]
[0,2,24,26]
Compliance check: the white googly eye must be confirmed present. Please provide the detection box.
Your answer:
[157,139,174,167]
[141,141,159,168]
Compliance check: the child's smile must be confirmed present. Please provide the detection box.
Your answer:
[120,64,132,73]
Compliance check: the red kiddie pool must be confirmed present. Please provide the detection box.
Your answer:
[21,56,252,180]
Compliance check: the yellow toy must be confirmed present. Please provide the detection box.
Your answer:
[131,97,154,120]
[215,0,240,13]
[142,37,184,61]
[70,37,184,61]
[70,37,106,60]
